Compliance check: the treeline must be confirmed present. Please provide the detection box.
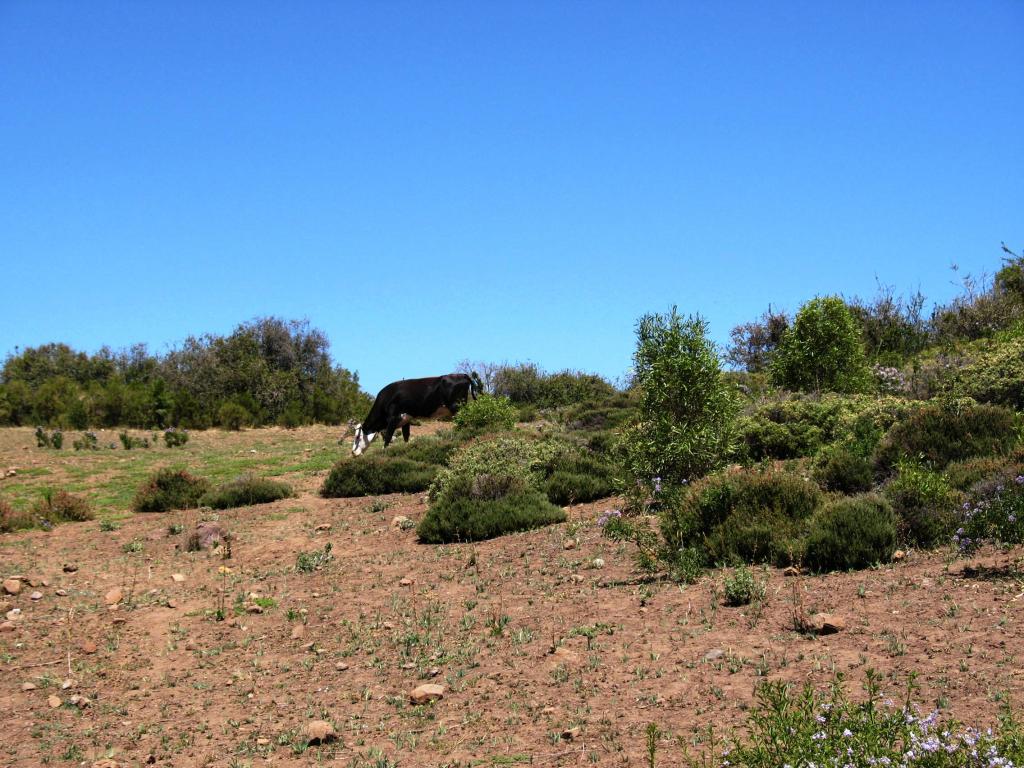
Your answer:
[0,318,371,429]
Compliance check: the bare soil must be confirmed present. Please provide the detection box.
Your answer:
[1,426,1022,767]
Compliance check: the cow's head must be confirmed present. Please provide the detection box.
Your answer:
[469,371,483,399]
[351,423,378,456]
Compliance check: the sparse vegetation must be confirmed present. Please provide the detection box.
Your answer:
[132,467,210,512]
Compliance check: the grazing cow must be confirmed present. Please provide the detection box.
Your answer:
[351,372,482,456]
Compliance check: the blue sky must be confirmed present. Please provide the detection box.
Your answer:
[2,1,1021,394]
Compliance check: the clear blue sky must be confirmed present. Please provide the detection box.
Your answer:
[2,2,1021,393]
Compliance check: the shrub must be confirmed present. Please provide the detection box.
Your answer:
[803,494,896,571]
[417,490,566,544]
[277,402,306,428]
[133,468,210,513]
[558,394,636,432]
[618,309,738,502]
[874,399,1018,470]
[946,456,1024,492]
[726,306,790,373]
[812,446,874,494]
[429,436,557,506]
[386,433,462,466]
[72,431,99,450]
[32,489,94,523]
[453,395,517,434]
[320,457,437,497]
[119,431,149,450]
[883,460,961,548]
[947,335,1024,410]
[723,565,765,606]
[217,401,251,430]
[542,446,617,505]
[956,475,1024,553]
[663,469,822,566]
[296,542,333,572]
[770,296,870,393]
[201,474,293,509]
[0,498,32,533]
[492,364,617,407]
[163,428,189,448]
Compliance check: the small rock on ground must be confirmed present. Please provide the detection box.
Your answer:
[409,683,445,705]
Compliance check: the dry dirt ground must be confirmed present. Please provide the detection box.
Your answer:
[1,426,1022,767]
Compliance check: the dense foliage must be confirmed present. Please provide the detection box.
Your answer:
[132,468,211,513]
[803,494,897,571]
[0,317,370,429]
[201,474,294,509]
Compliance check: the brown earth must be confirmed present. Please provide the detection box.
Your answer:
[0,426,1022,767]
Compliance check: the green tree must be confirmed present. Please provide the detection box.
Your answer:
[618,308,738,497]
[770,296,870,393]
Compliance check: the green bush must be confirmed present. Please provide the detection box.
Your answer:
[163,428,189,447]
[558,394,636,432]
[217,401,251,430]
[320,457,437,498]
[453,395,517,434]
[803,494,896,571]
[492,364,617,407]
[386,433,463,466]
[618,309,738,502]
[663,470,822,566]
[874,399,1019,470]
[201,474,294,509]
[133,468,210,513]
[946,456,1024,492]
[957,477,1024,553]
[882,461,961,548]
[417,490,566,543]
[542,447,617,505]
[723,565,765,606]
[948,335,1024,410]
[429,436,557,506]
[812,446,874,494]
[770,296,870,393]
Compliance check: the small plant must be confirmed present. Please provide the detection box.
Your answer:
[214,566,232,621]
[163,428,190,448]
[122,538,144,554]
[132,468,210,513]
[35,426,51,448]
[99,518,120,532]
[812,445,874,494]
[723,565,765,607]
[803,494,897,572]
[321,457,437,498]
[119,431,150,450]
[956,475,1024,554]
[31,489,94,524]
[417,491,565,544]
[884,460,960,548]
[296,542,333,573]
[201,474,293,509]
[0,498,33,533]
[72,431,99,451]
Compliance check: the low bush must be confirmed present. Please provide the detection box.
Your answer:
[812,446,874,494]
[874,399,1019,470]
[386,433,463,466]
[0,498,32,533]
[218,401,251,430]
[296,542,333,573]
[542,447,617,505]
[201,474,294,509]
[429,436,557,506]
[956,475,1024,553]
[558,394,636,432]
[947,335,1024,410]
[320,457,437,497]
[663,469,822,566]
[119,431,150,450]
[417,490,566,543]
[453,395,517,434]
[32,489,94,523]
[883,461,961,548]
[803,494,897,571]
[163,428,189,448]
[723,565,765,606]
[72,431,99,450]
[492,363,617,408]
[133,468,210,513]
[946,456,1024,492]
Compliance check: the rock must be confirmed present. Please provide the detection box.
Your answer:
[30,591,43,600]
[592,558,605,568]
[104,587,123,606]
[47,694,62,708]
[562,539,577,550]
[21,682,37,691]
[62,564,78,573]
[703,648,725,662]
[782,566,801,577]
[61,679,75,690]
[171,573,186,583]
[82,640,98,654]
[256,738,270,746]
[892,549,906,561]
[807,613,845,635]
[3,578,21,595]
[194,521,229,550]
[245,604,264,614]
[291,624,306,640]
[562,726,581,741]
[335,662,349,671]
[301,642,315,652]
[305,720,337,745]
[570,574,584,583]
[409,683,445,705]
[112,617,127,626]
[6,608,22,621]
[69,694,91,708]
[391,516,413,530]
[428,667,441,677]
[55,589,67,596]
[0,621,15,632]
[399,577,413,587]
[314,523,332,532]
[91,760,119,768]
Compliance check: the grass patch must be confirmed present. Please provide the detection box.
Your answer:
[133,468,210,513]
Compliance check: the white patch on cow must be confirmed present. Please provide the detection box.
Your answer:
[351,424,378,456]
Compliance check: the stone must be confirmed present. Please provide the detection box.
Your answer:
[3,578,21,595]
[61,679,75,690]
[314,523,332,532]
[245,604,264,614]
[48,694,62,708]
[6,608,22,621]
[256,738,270,746]
[782,566,801,577]
[305,720,337,745]
[592,558,605,568]
[91,760,119,768]
[399,577,413,587]
[807,613,845,635]
[0,621,15,632]
[104,587,123,606]
[171,573,186,583]
[82,640,98,654]
[391,515,413,530]
[291,624,305,640]
[30,591,43,600]
[194,521,229,550]
[21,682,37,691]
[562,727,581,741]
[62,564,78,573]
[562,539,576,550]
[892,549,906,561]
[55,589,68,596]
[703,648,725,662]
[335,662,349,671]
[409,683,445,705]
[69,694,92,708]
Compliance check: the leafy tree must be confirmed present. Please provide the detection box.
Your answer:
[770,296,870,393]
[726,306,790,372]
[618,308,738,497]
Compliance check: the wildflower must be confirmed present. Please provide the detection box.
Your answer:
[652,476,662,494]
[597,509,622,527]
[842,728,853,738]
[1015,475,1024,485]
[217,566,233,575]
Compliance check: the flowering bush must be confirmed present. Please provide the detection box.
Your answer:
[164,428,189,448]
[718,670,1024,767]
[955,476,1024,554]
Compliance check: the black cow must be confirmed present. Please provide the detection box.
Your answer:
[351,372,482,455]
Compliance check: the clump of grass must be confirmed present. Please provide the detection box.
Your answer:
[32,489,94,523]
[0,498,33,533]
[201,474,293,509]
[320,457,437,497]
[296,542,333,573]
[417,491,566,544]
[133,468,210,513]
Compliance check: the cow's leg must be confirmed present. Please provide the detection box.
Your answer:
[383,413,412,449]
[401,423,411,442]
